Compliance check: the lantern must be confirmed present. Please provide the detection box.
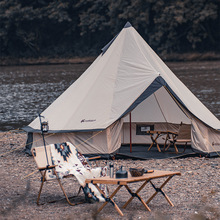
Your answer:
[41,120,49,133]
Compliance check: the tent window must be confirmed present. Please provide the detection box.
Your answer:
[136,124,154,135]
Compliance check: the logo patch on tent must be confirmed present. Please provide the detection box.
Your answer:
[81,119,96,123]
[212,142,220,147]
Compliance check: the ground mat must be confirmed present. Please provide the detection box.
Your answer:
[117,144,196,160]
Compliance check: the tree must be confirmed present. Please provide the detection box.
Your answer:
[0,0,219,58]
[150,0,220,53]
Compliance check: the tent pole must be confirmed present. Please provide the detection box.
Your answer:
[38,113,50,167]
[129,112,132,153]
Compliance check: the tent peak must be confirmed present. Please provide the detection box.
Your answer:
[124,22,132,28]
[101,22,132,54]
[101,34,118,55]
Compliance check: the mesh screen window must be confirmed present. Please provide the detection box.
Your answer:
[136,125,154,135]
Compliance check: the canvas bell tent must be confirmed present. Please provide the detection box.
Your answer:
[24,22,220,156]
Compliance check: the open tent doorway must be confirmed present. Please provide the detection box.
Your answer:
[122,86,191,145]
[120,85,193,159]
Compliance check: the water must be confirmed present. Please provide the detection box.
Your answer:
[0,64,90,131]
[167,61,220,120]
[0,61,219,131]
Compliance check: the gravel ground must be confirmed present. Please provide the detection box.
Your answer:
[0,131,220,220]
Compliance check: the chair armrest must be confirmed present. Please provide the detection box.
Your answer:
[87,156,101,161]
[38,165,56,171]
[86,156,101,167]
[166,130,178,135]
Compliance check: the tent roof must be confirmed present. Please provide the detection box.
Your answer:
[25,23,220,132]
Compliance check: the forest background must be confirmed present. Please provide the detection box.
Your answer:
[0,0,220,65]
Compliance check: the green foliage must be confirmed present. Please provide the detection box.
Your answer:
[0,0,219,58]
[150,0,219,53]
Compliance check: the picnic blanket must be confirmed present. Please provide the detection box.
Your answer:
[50,142,108,202]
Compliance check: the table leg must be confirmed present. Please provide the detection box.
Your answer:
[163,133,169,152]
[148,134,161,152]
[146,176,174,206]
[147,134,154,151]
[123,180,151,211]
[94,184,124,216]
[156,142,161,152]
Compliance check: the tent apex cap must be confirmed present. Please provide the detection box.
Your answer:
[124,22,132,28]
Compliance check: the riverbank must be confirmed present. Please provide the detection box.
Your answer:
[1,52,220,66]
[0,131,220,219]
[0,56,96,66]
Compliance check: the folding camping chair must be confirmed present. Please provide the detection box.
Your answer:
[163,123,191,153]
[32,142,106,206]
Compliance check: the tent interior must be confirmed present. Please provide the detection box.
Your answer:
[117,85,195,159]
[122,86,191,145]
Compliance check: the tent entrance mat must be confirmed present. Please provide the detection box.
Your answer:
[116,144,196,160]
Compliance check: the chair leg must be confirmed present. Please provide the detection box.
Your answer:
[182,142,187,153]
[162,134,169,152]
[53,169,84,206]
[175,142,189,154]
[174,143,179,154]
[37,169,84,206]
[37,170,47,205]
[165,142,172,151]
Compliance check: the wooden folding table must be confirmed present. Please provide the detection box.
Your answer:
[85,170,181,216]
[147,131,168,152]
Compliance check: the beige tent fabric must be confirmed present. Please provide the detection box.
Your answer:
[25,23,220,155]
[32,120,123,154]
[191,118,220,154]
[27,27,159,132]
[133,29,220,130]
[27,24,219,132]
[123,86,191,124]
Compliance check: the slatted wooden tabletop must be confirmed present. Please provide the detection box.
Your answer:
[85,170,181,185]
